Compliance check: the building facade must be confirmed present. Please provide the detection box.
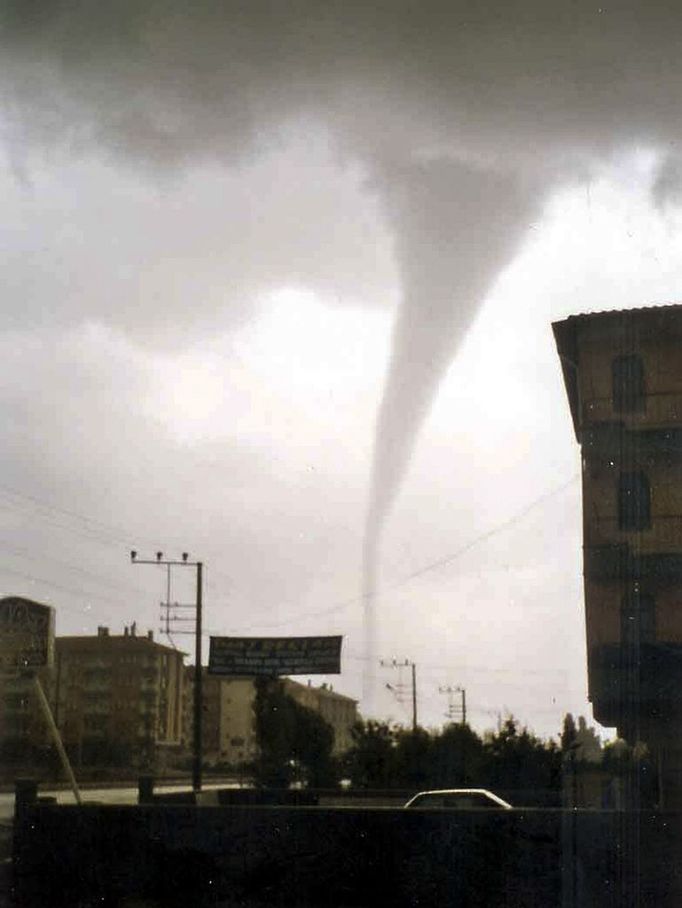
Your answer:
[283,679,359,756]
[0,596,55,765]
[196,671,258,767]
[55,625,185,770]
[188,672,359,767]
[554,305,682,802]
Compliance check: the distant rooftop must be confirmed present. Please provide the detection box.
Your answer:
[57,625,184,656]
[284,677,358,705]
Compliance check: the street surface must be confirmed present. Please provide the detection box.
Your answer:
[0,781,235,822]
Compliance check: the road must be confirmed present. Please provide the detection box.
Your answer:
[0,781,237,822]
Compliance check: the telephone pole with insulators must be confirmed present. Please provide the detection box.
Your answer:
[439,685,466,725]
[381,657,418,731]
[131,550,204,791]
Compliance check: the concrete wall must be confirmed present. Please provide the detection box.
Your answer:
[12,797,682,907]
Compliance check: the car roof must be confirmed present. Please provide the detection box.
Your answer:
[407,789,512,808]
[413,789,490,795]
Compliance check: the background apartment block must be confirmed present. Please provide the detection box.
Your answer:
[186,670,359,767]
[282,679,358,755]
[0,663,53,766]
[554,305,682,804]
[55,624,185,770]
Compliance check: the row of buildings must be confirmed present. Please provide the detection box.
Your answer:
[0,613,359,773]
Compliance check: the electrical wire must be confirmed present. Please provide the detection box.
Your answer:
[217,473,580,630]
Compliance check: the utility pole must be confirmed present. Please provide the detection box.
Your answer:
[381,658,418,731]
[159,562,198,646]
[131,551,204,791]
[439,685,466,725]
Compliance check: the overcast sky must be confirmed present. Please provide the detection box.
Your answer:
[3,2,682,740]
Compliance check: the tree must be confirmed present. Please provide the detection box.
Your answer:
[483,717,561,796]
[430,722,484,788]
[292,702,336,788]
[343,714,566,801]
[343,720,396,788]
[252,677,337,788]
[393,727,433,788]
[574,716,602,763]
[560,713,578,756]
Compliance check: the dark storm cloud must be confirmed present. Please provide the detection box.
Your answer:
[3,0,679,447]
[3,2,681,164]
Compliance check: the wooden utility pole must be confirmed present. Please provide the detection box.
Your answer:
[439,685,467,725]
[381,657,418,730]
[131,551,204,791]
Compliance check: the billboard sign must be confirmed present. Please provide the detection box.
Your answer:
[0,597,55,672]
[209,635,342,677]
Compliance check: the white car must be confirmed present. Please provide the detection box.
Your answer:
[404,789,513,810]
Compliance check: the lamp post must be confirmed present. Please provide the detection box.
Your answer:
[131,551,204,791]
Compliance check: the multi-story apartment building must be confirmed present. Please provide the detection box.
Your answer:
[55,625,185,769]
[554,305,682,803]
[187,670,359,766]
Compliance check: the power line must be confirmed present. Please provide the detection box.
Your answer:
[392,474,579,588]
[0,565,111,614]
[0,472,578,638]
[0,483,179,547]
[224,473,579,630]
[341,650,572,678]
[0,537,151,599]
[0,483,235,589]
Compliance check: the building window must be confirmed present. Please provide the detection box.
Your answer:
[618,471,651,530]
[612,354,645,413]
[621,592,655,645]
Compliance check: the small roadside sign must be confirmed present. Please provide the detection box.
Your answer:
[0,596,54,672]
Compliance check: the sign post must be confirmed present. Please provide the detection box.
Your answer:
[32,673,81,804]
